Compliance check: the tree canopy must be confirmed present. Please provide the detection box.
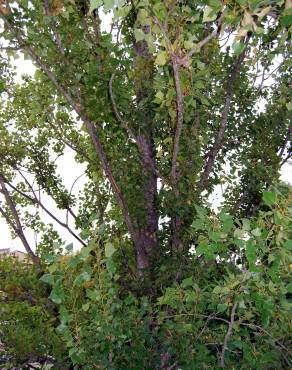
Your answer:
[0,0,291,368]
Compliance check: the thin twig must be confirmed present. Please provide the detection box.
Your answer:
[198,36,250,190]
[16,171,86,246]
[280,153,291,166]
[239,322,292,367]
[220,302,238,367]
[278,126,291,158]
[43,0,66,57]
[0,10,143,265]
[196,314,214,341]
[66,172,85,225]
[0,175,39,264]
[187,16,223,58]
[109,74,137,141]
[170,57,184,183]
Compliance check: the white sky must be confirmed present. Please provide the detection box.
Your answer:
[0,13,291,252]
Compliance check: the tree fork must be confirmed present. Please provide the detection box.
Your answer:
[0,9,150,271]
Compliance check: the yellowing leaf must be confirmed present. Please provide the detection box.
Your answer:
[89,0,102,13]
[285,0,292,9]
[104,0,115,11]
[155,91,164,100]
[203,6,217,23]
[134,28,145,42]
[237,27,248,38]
[137,8,151,26]
[184,40,194,50]
[105,242,116,258]
[255,6,271,20]
[242,11,257,31]
[49,0,64,15]
[155,51,167,66]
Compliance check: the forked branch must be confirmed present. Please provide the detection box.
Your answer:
[0,9,143,266]
[0,175,39,264]
[198,37,250,190]
[220,302,238,367]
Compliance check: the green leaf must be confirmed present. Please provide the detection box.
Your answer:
[137,8,150,26]
[217,303,228,313]
[82,302,91,311]
[104,0,115,11]
[49,289,63,304]
[203,6,217,22]
[191,218,205,230]
[281,15,292,28]
[232,42,245,55]
[242,219,250,231]
[74,271,91,286]
[222,218,234,232]
[89,0,103,13]
[65,243,73,253]
[197,60,205,70]
[185,291,196,303]
[105,242,116,258]
[40,273,54,285]
[155,91,164,100]
[262,191,276,207]
[134,28,145,42]
[80,242,95,260]
[86,289,100,301]
[106,258,116,276]
[194,204,207,218]
[155,51,167,66]
[282,240,292,251]
[181,277,193,288]
[251,227,261,237]
[59,306,71,324]
[246,240,256,267]
[184,40,194,50]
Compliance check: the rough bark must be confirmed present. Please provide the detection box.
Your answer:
[133,36,160,267]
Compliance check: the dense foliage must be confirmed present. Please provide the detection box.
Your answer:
[39,186,292,369]
[0,0,291,368]
[0,256,69,368]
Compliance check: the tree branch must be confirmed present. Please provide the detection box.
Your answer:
[0,175,39,264]
[0,10,144,266]
[240,322,292,367]
[43,0,66,57]
[67,171,86,225]
[109,74,167,187]
[187,17,223,58]
[278,126,291,158]
[198,37,250,190]
[152,16,185,251]
[220,302,238,367]
[4,172,86,247]
[170,57,184,184]
[280,153,292,166]
[109,73,137,141]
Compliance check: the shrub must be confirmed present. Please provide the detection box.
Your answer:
[42,189,292,369]
[0,256,69,369]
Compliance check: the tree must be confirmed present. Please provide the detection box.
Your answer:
[0,0,291,272]
[0,0,291,368]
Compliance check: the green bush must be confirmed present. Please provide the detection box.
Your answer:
[0,256,69,369]
[42,189,292,369]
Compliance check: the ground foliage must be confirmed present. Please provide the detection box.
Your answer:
[0,0,291,368]
[38,186,292,369]
[0,256,69,369]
